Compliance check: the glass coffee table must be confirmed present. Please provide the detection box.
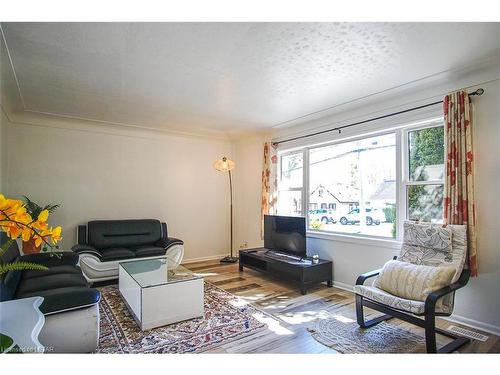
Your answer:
[118,258,204,331]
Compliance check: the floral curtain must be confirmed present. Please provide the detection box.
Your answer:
[443,90,478,276]
[261,142,278,238]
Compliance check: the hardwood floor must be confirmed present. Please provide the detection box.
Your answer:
[184,259,499,353]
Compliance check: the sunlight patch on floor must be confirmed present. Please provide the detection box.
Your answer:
[277,310,331,325]
[330,314,355,324]
[252,313,294,336]
[229,298,250,308]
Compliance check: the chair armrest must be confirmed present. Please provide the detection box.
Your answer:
[356,269,382,285]
[425,269,471,311]
[355,256,396,286]
[71,244,102,259]
[20,252,79,267]
[155,237,184,250]
[40,288,101,315]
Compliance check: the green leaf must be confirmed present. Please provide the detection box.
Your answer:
[0,239,14,258]
[0,261,48,275]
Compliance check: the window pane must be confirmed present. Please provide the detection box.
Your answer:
[277,190,302,216]
[280,152,303,189]
[407,184,444,223]
[408,126,444,181]
[308,133,396,238]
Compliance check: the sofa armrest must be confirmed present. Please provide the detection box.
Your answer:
[20,252,79,267]
[71,244,102,259]
[40,288,101,315]
[155,237,184,250]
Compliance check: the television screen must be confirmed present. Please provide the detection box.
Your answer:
[264,215,306,258]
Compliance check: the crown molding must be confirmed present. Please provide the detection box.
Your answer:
[3,107,236,143]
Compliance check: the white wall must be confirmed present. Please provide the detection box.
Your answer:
[3,115,234,261]
[234,64,500,333]
[233,136,267,251]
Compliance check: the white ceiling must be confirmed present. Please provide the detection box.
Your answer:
[2,22,500,136]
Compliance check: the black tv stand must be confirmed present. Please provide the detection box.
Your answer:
[239,248,333,295]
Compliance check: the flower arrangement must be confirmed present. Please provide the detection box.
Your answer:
[21,196,60,254]
[0,193,63,275]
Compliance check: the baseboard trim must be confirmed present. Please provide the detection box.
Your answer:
[332,280,500,336]
[182,254,229,264]
[332,281,354,292]
[443,314,500,337]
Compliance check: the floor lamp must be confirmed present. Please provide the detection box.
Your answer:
[213,156,238,263]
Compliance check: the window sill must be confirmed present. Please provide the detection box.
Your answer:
[306,230,402,250]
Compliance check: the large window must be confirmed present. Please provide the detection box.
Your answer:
[276,120,445,240]
[308,133,396,238]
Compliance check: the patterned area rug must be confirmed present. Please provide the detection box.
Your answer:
[97,282,266,353]
[309,317,427,353]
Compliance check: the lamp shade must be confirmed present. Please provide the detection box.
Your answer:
[213,156,235,171]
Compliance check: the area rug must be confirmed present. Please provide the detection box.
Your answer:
[97,282,267,353]
[308,317,427,353]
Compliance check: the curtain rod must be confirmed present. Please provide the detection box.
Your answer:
[273,88,485,146]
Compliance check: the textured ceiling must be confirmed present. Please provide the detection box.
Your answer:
[2,22,500,136]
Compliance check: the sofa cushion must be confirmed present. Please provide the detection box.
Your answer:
[130,245,166,258]
[22,265,83,279]
[15,273,88,297]
[38,287,101,315]
[20,251,80,267]
[99,247,135,261]
[87,219,162,249]
[374,260,455,302]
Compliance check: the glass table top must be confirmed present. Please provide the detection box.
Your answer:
[119,258,201,288]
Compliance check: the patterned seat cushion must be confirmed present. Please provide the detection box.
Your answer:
[398,222,467,284]
[353,285,453,315]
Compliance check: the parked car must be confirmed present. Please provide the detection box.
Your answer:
[308,209,337,224]
[339,208,383,226]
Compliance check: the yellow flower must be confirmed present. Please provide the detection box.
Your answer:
[51,226,62,244]
[1,193,63,248]
[7,223,22,239]
[38,209,49,223]
[22,227,34,242]
[34,233,45,248]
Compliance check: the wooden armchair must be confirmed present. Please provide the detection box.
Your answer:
[354,222,471,353]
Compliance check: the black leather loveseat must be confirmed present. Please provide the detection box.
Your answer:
[0,233,101,353]
[71,219,184,283]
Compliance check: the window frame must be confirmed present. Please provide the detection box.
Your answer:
[402,122,445,226]
[276,117,445,244]
[277,148,307,217]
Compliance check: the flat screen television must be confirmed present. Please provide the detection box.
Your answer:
[264,215,306,258]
